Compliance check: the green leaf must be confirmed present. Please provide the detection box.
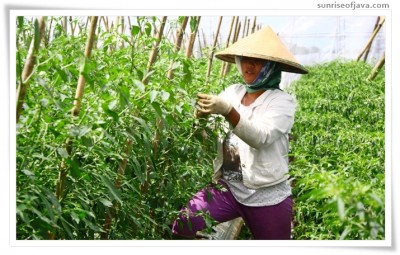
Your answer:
[60,217,75,239]
[144,22,152,36]
[57,147,69,158]
[118,85,130,107]
[161,91,170,102]
[100,175,123,205]
[133,117,152,136]
[108,100,118,110]
[82,218,104,232]
[337,197,345,220]
[69,125,92,137]
[151,102,163,118]
[21,169,35,177]
[68,158,82,178]
[101,101,119,122]
[131,25,140,36]
[71,211,80,224]
[55,66,68,82]
[81,136,94,147]
[133,79,145,92]
[171,61,180,70]
[17,16,24,30]
[149,90,158,103]
[132,156,145,183]
[99,198,113,207]
[190,16,198,32]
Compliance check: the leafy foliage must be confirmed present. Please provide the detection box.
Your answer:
[288,60,385,240]
[16,16,225,240]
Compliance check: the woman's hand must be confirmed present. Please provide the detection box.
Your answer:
[196,93,232,117]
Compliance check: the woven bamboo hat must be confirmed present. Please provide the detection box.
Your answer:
[215,26,308,74]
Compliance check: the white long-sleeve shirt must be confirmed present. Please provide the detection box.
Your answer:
[213,84,297,189]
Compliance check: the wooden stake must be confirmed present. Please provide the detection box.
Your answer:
[69,16,74,36]
[233,18,241,43]
[185,16,201,58]
[167,16,189,79]
[202,29,207,49]
[363,16,381,62]
[251,16,257,34]
[242,16,247,38]
[16,16,46,123]
[245,17,250,37]
[71,16,99,116]
[61,15,98,195]
[220,16,235,77]
[356,16,385,61]
[205,16,223,85]
[142,16,167,85]
[224,17,242,77]
[197,29,203,57]
[45,17,53,47]
[48,16,99,240]
[366,52,385,82]
[62,16,67,35]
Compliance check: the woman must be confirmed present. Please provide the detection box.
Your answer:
[171,26,308,240]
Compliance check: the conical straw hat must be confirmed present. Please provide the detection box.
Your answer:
[215,26,308,74]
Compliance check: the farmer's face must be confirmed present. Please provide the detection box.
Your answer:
[240,57,265,84]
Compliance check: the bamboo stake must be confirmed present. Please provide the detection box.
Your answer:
[62,16,67,35]
[60,16,98,187]
[205,16,223,85]
[127,16,132,30]
[221,16,241,78]
[141,9,166,191]
[356,16,385,61]
[104,16,110,32]
[167,16,189,79]
[220,16,235,77]
[85,16,90,31]
[251,16,257,34]
[114,16,121,49]
[45,17,53,47]
[69,16,74,36]
[120,16,126,49]
[197,29,203,57]
[202,29,207,49]
[142,16,168,85]
[366,52,385,82]
[242,16,247,38]
[48,16,98,240]
[181,33,187,53]
[363,16,381,62]
[71,16,99,116]
[186,16,201,58]
[77,19,82,35]
[16,16,46,123]
[245,18,250,37]
[233,18,241,43]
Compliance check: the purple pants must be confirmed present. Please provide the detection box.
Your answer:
[171,182,293,240]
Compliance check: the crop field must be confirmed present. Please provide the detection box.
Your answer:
[15,16,385,240]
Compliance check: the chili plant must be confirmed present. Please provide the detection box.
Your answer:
[288,60,385,240]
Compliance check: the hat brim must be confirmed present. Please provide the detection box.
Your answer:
[215,52,308,74]
[214,26,309,74]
